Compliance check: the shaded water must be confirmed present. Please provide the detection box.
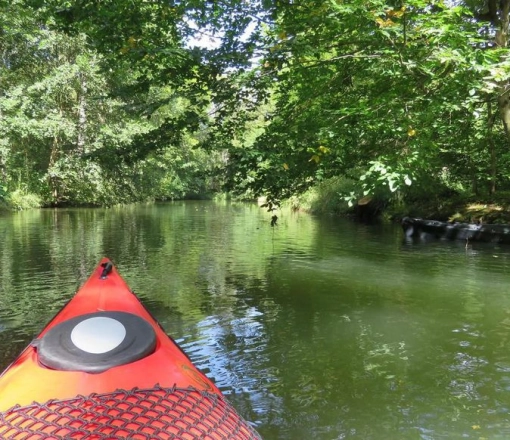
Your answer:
[1,201,510,439]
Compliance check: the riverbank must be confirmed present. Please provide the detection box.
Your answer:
[289,179,510,225]
[4,181,510,227]
[390,193,510,225]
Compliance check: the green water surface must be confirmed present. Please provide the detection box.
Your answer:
[1,201,510,439]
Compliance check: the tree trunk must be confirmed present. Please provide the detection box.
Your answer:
[77,73,87,156]
[488,100,497,194]
[497,0,510,142]
[48,135,59,203]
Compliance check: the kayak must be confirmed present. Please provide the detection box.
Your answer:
[0,259,262,439]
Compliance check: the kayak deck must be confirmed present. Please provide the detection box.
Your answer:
[0,259,262,439]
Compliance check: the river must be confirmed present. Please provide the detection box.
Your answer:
[1,201,510,439]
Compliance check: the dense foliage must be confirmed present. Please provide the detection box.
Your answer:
[2,0,510,211]
[223,0,510,209]
[0,0,223,207]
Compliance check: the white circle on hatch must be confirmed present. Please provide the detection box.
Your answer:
[71,317,127,354]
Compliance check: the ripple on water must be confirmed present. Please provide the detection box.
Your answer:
[177,311,273,397]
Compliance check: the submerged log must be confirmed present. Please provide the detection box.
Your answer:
[401,217,510,244]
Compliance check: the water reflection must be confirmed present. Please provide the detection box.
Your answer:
[2,203,510,438]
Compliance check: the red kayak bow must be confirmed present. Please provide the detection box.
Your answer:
[0,259,261,439]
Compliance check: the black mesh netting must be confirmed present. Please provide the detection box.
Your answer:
[0,386,262,439]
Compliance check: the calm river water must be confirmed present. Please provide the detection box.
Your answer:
[1,201,510,439]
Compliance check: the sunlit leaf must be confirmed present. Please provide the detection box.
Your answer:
[375,17,396,27]
[387,7,405,18]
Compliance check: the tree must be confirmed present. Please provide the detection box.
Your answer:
[218,0,510,204]
[1,1,226,206]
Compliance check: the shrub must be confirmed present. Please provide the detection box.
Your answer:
[6,189,42,210]
[288,176,359,215]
